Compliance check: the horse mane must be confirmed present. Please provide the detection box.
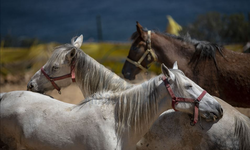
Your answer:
[156,31,224,71]
[234,115,250,150]
[54,43,132,97]
[78,75,160,138]
[77,69,189,139]
[46,44,75,69]
[170,69,190,97]
[131,29,224,71]
[114,76,159,138]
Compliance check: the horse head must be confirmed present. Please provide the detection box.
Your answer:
[161,62,223,123]
[27,35,83,94]
[122,22,157,80]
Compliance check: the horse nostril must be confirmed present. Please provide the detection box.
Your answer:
[220,108,223,115]
[123,72,131,79]
[217,106,223,118]
[27,83,34,91]
[126,72,131,76]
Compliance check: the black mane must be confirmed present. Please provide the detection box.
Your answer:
[156,31,224,70]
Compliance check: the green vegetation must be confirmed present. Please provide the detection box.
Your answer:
[181,12,250,44]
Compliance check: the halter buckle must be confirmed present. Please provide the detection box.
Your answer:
[190,120,195,126]
[126,30,157,72]
[194,99,200,108]
[162,76,206,126]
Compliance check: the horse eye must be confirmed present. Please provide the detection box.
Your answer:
[186,84,193,88]
[132,46,138,51]
[52,66,59,71]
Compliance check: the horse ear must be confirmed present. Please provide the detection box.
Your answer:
[136,21,147,41]
[66,48,76,63]
[72,35,83,49]
[161,64,175,82]
[173,61,178,69]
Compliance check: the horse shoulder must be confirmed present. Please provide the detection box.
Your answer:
[136,110,201,150]
[74,100,117,149]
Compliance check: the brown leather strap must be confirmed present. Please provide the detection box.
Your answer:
[126,30,157,71]
[193,90,207,124]
[162,75,206,125]
[40,63,76,94]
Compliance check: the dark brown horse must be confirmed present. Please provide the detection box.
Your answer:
[122,22,250,108]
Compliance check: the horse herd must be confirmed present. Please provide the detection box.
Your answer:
[0,22,250,150]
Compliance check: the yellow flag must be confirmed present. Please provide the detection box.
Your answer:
[166,15,182,36]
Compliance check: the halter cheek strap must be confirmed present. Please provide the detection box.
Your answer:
[41,63,76,94]
[162,76,207,125]
[126,30,158,71]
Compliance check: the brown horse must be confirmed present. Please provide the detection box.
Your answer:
[122,22,250,108]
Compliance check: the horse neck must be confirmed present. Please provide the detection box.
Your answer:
[152,33,195,69]
[75,51,132,97]
[115,75,171,145]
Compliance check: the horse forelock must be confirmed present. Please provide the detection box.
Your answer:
[234,116,250,150]
[170,69,190,98]
[47,44,76,67]
[130,28,154,41]
[46,47,66,68]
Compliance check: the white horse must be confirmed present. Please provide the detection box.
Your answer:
[0,64,222,150]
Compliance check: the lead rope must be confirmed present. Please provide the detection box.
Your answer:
[199,109,204,130]
[190,109,204,129]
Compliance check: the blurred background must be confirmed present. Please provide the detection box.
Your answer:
[1,0,250,43]
[0,0,250,114]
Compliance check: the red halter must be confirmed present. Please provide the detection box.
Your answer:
[162,76,207,125]
[41,63,76,94]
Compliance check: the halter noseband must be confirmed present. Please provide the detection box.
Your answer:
[41,63,76,94]
[162,76,207,126]
[126,30,158,71]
